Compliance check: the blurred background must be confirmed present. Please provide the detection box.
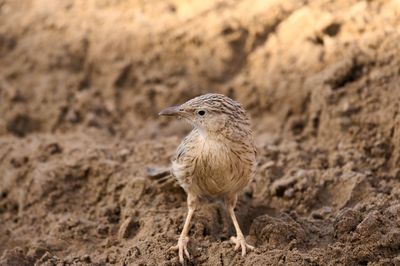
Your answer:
[1,0,400,265]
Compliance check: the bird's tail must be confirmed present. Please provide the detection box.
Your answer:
[145,166,179,188]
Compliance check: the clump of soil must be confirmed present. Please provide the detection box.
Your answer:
[1,0,400,265]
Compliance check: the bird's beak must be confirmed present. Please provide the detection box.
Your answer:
[158,105,182,116]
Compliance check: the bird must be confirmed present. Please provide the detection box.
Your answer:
[159,93,257,264]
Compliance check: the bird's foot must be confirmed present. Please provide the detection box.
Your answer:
[170,236,190,265]
[230,235,254,256]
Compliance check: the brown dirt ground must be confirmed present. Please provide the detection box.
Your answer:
[1,0,400,265]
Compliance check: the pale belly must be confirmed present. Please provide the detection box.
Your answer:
[172,136,255,197]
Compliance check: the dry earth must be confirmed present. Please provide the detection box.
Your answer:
[1,0,400,265]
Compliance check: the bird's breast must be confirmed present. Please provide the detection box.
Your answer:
[180,135,255,197]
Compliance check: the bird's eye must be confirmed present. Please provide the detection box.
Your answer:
[197,110,206,116]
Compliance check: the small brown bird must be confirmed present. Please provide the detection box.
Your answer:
[159,93,256,264]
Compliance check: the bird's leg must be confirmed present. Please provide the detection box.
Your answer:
[171,193,198,264]
[225,195,254,256]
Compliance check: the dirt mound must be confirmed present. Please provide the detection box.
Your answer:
[1,0,400,265]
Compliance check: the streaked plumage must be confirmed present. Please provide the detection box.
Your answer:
[159,93,256,264]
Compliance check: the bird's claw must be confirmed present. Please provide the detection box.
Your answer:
[230,236,254,256]
[170,236,190,264]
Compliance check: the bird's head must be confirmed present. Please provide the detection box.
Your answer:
[159,93,251,136]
